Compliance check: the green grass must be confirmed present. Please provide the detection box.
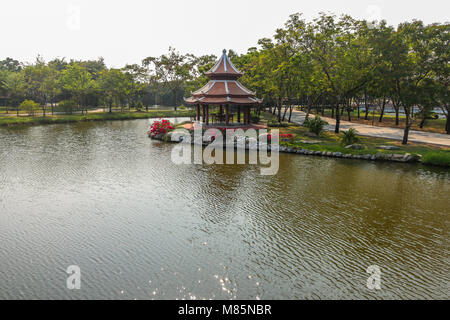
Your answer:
[0,110,195,127]
[308,109,447,134]
[260,112,449,167]
[422,151,450,167]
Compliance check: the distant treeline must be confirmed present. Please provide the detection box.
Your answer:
[0,12,448,143]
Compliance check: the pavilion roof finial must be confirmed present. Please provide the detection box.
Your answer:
[204,49,243,80]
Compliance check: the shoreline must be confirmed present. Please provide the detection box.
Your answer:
[0,110,195,128]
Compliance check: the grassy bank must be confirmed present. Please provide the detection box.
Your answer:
[261,112,450,167]
[0,110,195,127]
[305,109,448,134]
[422,151,450,167]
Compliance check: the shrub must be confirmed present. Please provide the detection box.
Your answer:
[135,101,144,111]
[148,119,175,137]
[19,100,39,116]
[268,120,288,127]
[303,115,328,135]
[341,128,360,146]
[267,132,294,143]
[422,151,450,167]
[251,113,260,123]
[178,105,186,110]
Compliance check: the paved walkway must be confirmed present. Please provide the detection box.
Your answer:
[290,110,450,147]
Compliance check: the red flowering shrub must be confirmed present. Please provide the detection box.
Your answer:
[280,133,294,142]
[148,119,175,137]
[267,132,294,143]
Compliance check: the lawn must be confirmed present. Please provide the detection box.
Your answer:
[306,109,448,134]
[260,112,449,163]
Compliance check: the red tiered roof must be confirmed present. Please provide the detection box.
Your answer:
[184,49,262,105]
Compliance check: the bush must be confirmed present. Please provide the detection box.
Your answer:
[422,151,450,167]
[178,105,186,110]
[135,101,144,111]
[251,113,260,123]
[268,120,288,127]
[303,115,328,135]
[341,128,360,146]
[148,119,175,137]
[19,100,39,116]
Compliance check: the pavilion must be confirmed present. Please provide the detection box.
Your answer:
[184,49,262,126]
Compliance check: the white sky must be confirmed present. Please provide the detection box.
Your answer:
[1,0,448,68]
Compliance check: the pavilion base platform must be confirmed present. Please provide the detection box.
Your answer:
[180,122,267,131]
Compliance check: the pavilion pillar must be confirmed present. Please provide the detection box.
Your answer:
[196,105,200,121]
[237,106,241,123]
[246,107,251,125]
[225,105,230,126]
[243,107,247,125]
[219,105,224,120]
[202,105,206,124]
[205,106,209,125]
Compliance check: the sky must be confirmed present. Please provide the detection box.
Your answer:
[1,0,448,68]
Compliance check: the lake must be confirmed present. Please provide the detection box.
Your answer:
[0,118,449,299]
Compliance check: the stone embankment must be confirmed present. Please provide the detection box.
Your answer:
[150,132,421,164]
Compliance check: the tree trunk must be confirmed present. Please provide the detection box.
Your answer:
[305,98,312,121]
[364,90,369,120]
[419,114,426,129]
[331,106,335,118]
[282,105,288,122]
[379,98,386,123]
[173,91,177,112]
[392,101,400,126]
[288,105,293,122]
[335,103,340,134]
[445,114,450,134]
[277,104,282,123]
[402,106,411,145]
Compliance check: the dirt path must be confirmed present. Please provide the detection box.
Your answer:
[290,110,450,147]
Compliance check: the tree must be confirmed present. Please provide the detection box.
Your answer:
[19,99,39,117]
[3,71,25,115]
[0,58,22,72]
[97,68,126,113]
[143,47,195,111]
[60,63,95,112]
[41,66,61,115]
[385,21,437,144]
